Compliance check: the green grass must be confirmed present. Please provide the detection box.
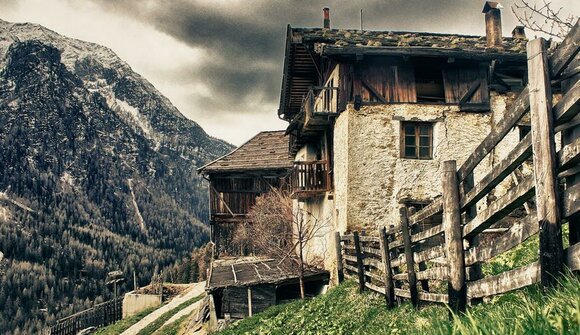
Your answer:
[93,305,160,335]
[155,313,190,335]
[138,295,204,335]
[217,275,579,335]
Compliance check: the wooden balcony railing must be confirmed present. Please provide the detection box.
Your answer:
[291,160,331,197]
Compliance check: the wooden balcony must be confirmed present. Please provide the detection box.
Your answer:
[291,160,332,199]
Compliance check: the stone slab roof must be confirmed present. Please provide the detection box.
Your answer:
[198,130,292,174]
[294,27,527,54]
[207,256,328,290]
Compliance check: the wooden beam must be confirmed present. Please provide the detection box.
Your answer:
[400,207,418,307]
[247,287,253,317]
[463,175,535,239]
[565,242,580,271]
[335,232,344,283]
[353,231,366,293]
[562,182,580,220]
[460,133,532,210]
[459,80,481,106]
[553,79,580,126]
[379,226,395,308]
[528,38,564,287]
[409,199,443,226]
[464,211,539,266]
[549,20,580,78]
[441,160,466,313]
[457,87,529,182]
[467,261,540,299]
[361,78,388,103]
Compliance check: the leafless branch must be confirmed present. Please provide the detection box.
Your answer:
[511,0,577,40]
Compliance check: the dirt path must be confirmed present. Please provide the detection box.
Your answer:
[120,282,205,335]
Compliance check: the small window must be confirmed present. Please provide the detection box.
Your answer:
[415,67,445,103]
[402,122,433,159]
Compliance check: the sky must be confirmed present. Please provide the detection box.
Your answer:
[0,0,577,145]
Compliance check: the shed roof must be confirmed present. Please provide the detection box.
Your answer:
[198,130,292,174]
[207,256,328,290]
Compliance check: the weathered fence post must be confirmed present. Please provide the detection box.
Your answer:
[353,231,366,293]
[441,160,466,314]
[378,226,395,308]
[408,207,429,293]
[400,206,418,307]
[527,38,564,287]
[334,232,344,283]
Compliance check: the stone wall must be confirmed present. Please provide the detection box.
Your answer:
[334,91,521,231]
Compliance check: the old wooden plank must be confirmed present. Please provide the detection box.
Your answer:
[343,254,358,263]
[409,206,430,293]
[565,242,580,271]
[361,246,382,257]
[363,257,382,269]
[335,232,344,283]
[365,282,386,295]
[389,239,404,250]
[465,211,539,266]
[416,266,449,281]
[400,206,418,306]
[359,235,380,243]
[562,182,580,219]
[411,224,444,243]
[442,160,466,313]
[379,226,395,308]
[529,38,565,287]
[414,245,446,264]
[457,87,529,182]
[559,135,580,171]
[394,288,412,299]
[463,175,535,239]
[554,79,580,126]
[353,232,366,293]
[549,20,580,78]
[390,253,405,268]
[467,261,540,299]
[418,292,449,303]
[461,133,532,210]
[393,273,408,281]
[365,270,385,282]
[409,199,443,225]
[344,263,359,273]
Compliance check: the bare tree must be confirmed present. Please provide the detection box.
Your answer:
[512,0,577,40]
[233,189,327,299]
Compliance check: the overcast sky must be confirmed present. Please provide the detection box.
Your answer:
[0,0,577,145]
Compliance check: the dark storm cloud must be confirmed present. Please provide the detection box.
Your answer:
[85,0,521,113]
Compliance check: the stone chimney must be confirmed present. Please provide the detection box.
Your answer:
[482,1,503,48]
[323,7,330,29]
[512,26,526,39]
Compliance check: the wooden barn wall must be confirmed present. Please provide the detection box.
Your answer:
[336,58,489,105]
[210,176,285,216]
[443,65,489,104]
[221,285,276,319]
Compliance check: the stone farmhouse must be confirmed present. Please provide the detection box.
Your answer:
[279,3,537,282]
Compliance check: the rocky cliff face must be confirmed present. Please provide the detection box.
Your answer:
[0,19,233,334]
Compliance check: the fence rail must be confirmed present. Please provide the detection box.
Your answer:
[48,297,122,335]
[337,22,580,314]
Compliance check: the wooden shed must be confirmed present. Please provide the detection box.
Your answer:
[197,131,293,256]
[207,256,329,319]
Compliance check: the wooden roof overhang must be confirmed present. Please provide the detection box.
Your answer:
[278,25,321,121]
[317,44,528,62]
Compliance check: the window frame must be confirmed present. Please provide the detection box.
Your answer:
[401,122,434,160]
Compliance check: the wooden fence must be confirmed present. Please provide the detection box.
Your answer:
[337,24,580,313]
[48,297,123,335]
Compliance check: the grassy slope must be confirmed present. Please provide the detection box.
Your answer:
[219,227,578,335]
[218,276,579,335]
[94,305,160,335]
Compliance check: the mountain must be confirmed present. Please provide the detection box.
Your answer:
[0,19,233,334]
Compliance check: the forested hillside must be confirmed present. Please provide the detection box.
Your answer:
[0,19,233,334]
